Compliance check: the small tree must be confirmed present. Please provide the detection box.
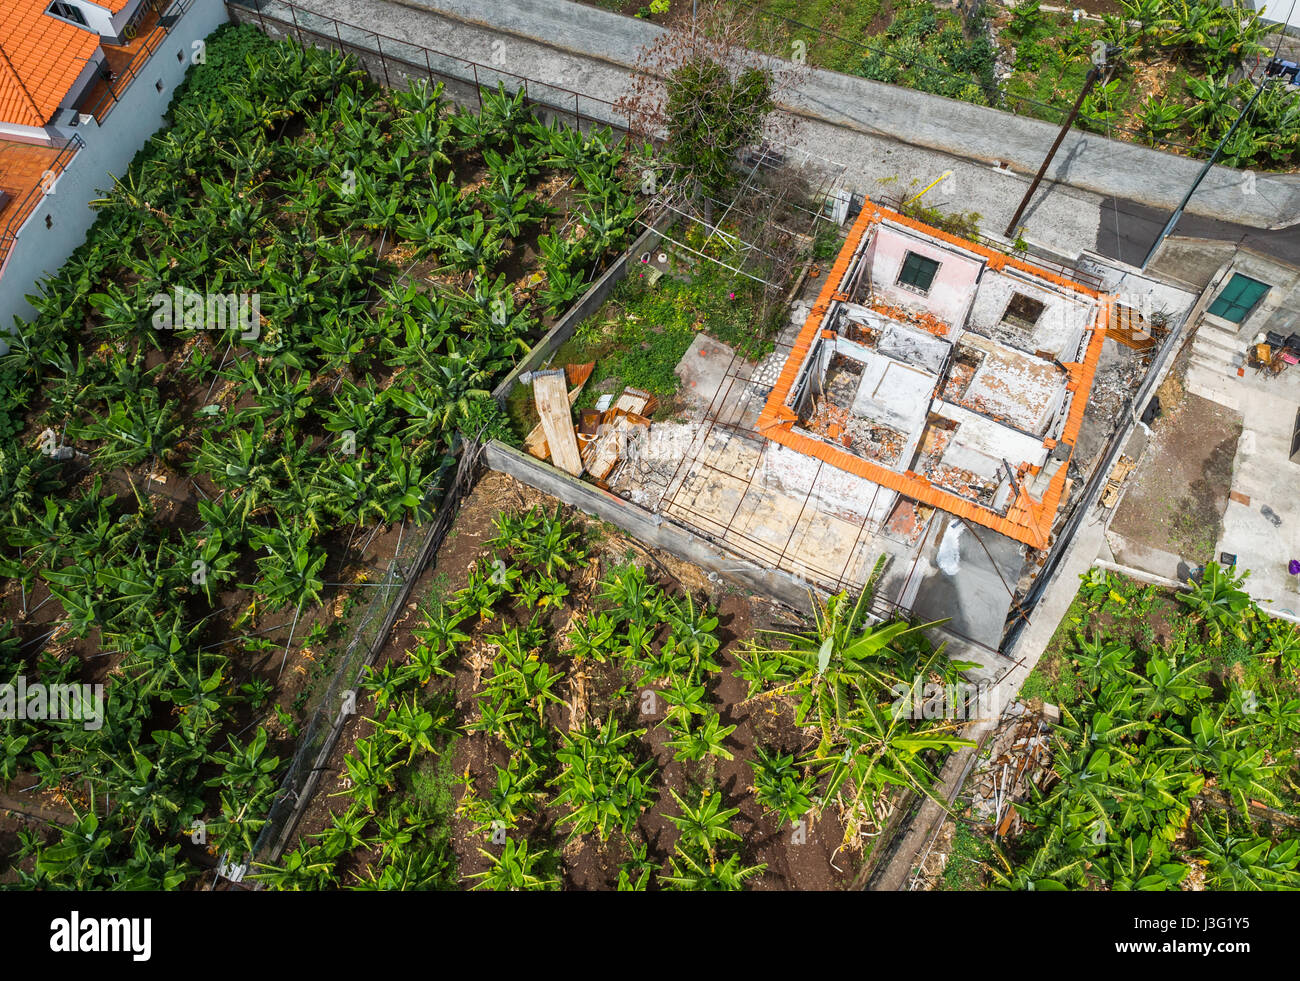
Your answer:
[618,1,802,213]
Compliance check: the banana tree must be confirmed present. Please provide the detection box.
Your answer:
[374,436,436,524]
[75,391,183,469]
[1180,561,1256,642]
[1195,817,1300,890]
[247,520,327,611]
[434,212,504,276]
[660,847,765,891]
[467,838,559,891]
[551,713,657,842]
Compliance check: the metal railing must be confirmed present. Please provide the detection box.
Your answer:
[73,0,197,124]
[0,134,85,273]
[227,0,635,135]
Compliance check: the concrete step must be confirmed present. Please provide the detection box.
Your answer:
[1184,364,1242,412]
[1193,334,1241,361]
[1192,324,1243,360]
[1189,347,1234,373]
[1189,347,1242,374]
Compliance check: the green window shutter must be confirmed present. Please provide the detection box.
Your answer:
[1207,274,1270,323]
[898,251,939,292]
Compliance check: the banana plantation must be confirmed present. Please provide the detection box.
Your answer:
[256,478,972,890]
[0,23,641,887]
[991,566,1300,890]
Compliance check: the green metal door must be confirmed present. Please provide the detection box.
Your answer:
[1207,273,1270,323]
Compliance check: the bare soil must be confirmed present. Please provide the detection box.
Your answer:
[1109,392,1242,564]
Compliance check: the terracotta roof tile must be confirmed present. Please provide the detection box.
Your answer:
[0,1,102,129]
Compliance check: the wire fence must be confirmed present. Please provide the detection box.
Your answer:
[226,0,635,135]
[229,441,483,882]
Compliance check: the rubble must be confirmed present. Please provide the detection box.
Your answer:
[968,706,1054,838]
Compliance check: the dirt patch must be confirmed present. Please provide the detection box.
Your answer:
[1110,393,1242,563]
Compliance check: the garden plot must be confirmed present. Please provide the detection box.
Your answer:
[742,0,1300,170]
[985,567,1300,890]
[263,470,971,890]
[0,24,641,888]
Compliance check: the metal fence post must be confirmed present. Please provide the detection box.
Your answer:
[375,34,390,88]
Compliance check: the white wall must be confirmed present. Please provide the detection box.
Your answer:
[1250,0,1300,31]
[869,224,984,330]
[0,0,229,339]
[967,269,1094,361]
[66,0,117,37]
[0,121,54,143]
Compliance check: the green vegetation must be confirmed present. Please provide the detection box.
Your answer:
[0,24,639,888]
[1001,565,1300,890]
[258,506,979,888]
[762,0,887,73]
[664,57,775,200]
[511,219,785,437]
[943,819,993,890]
[1002,0,1297,166]
[742,0,1300,169]
[736,570,975,840]
[857,0,997,105]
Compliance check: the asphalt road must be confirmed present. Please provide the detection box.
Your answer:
[1094,195,1300,268]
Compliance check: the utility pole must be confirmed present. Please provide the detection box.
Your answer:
[1139,78,1269,270]
[1004,49,1114,240]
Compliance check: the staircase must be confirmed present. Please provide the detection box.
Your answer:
[1184,317,1246,412]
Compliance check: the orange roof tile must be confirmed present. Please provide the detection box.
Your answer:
[0,1,102,129]
[756,196,1109,550]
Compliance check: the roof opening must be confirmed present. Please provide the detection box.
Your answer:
[47,2,89,29]
[1002,292,1045,330]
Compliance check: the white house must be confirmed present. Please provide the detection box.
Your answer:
[0,0,229,337]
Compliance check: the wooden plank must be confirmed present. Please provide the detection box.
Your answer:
[523,364,592,452]
[613,387,652,415]
[533,370,584,476]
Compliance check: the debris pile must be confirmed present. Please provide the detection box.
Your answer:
[1099,454,1136,509]
[524,361,595,466]
[844,418,906,466]
[868,297,952,338]
[969,703,1055,838]
[941,360,977,401]
[804,396,853,447]
[926,462,1000,506]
